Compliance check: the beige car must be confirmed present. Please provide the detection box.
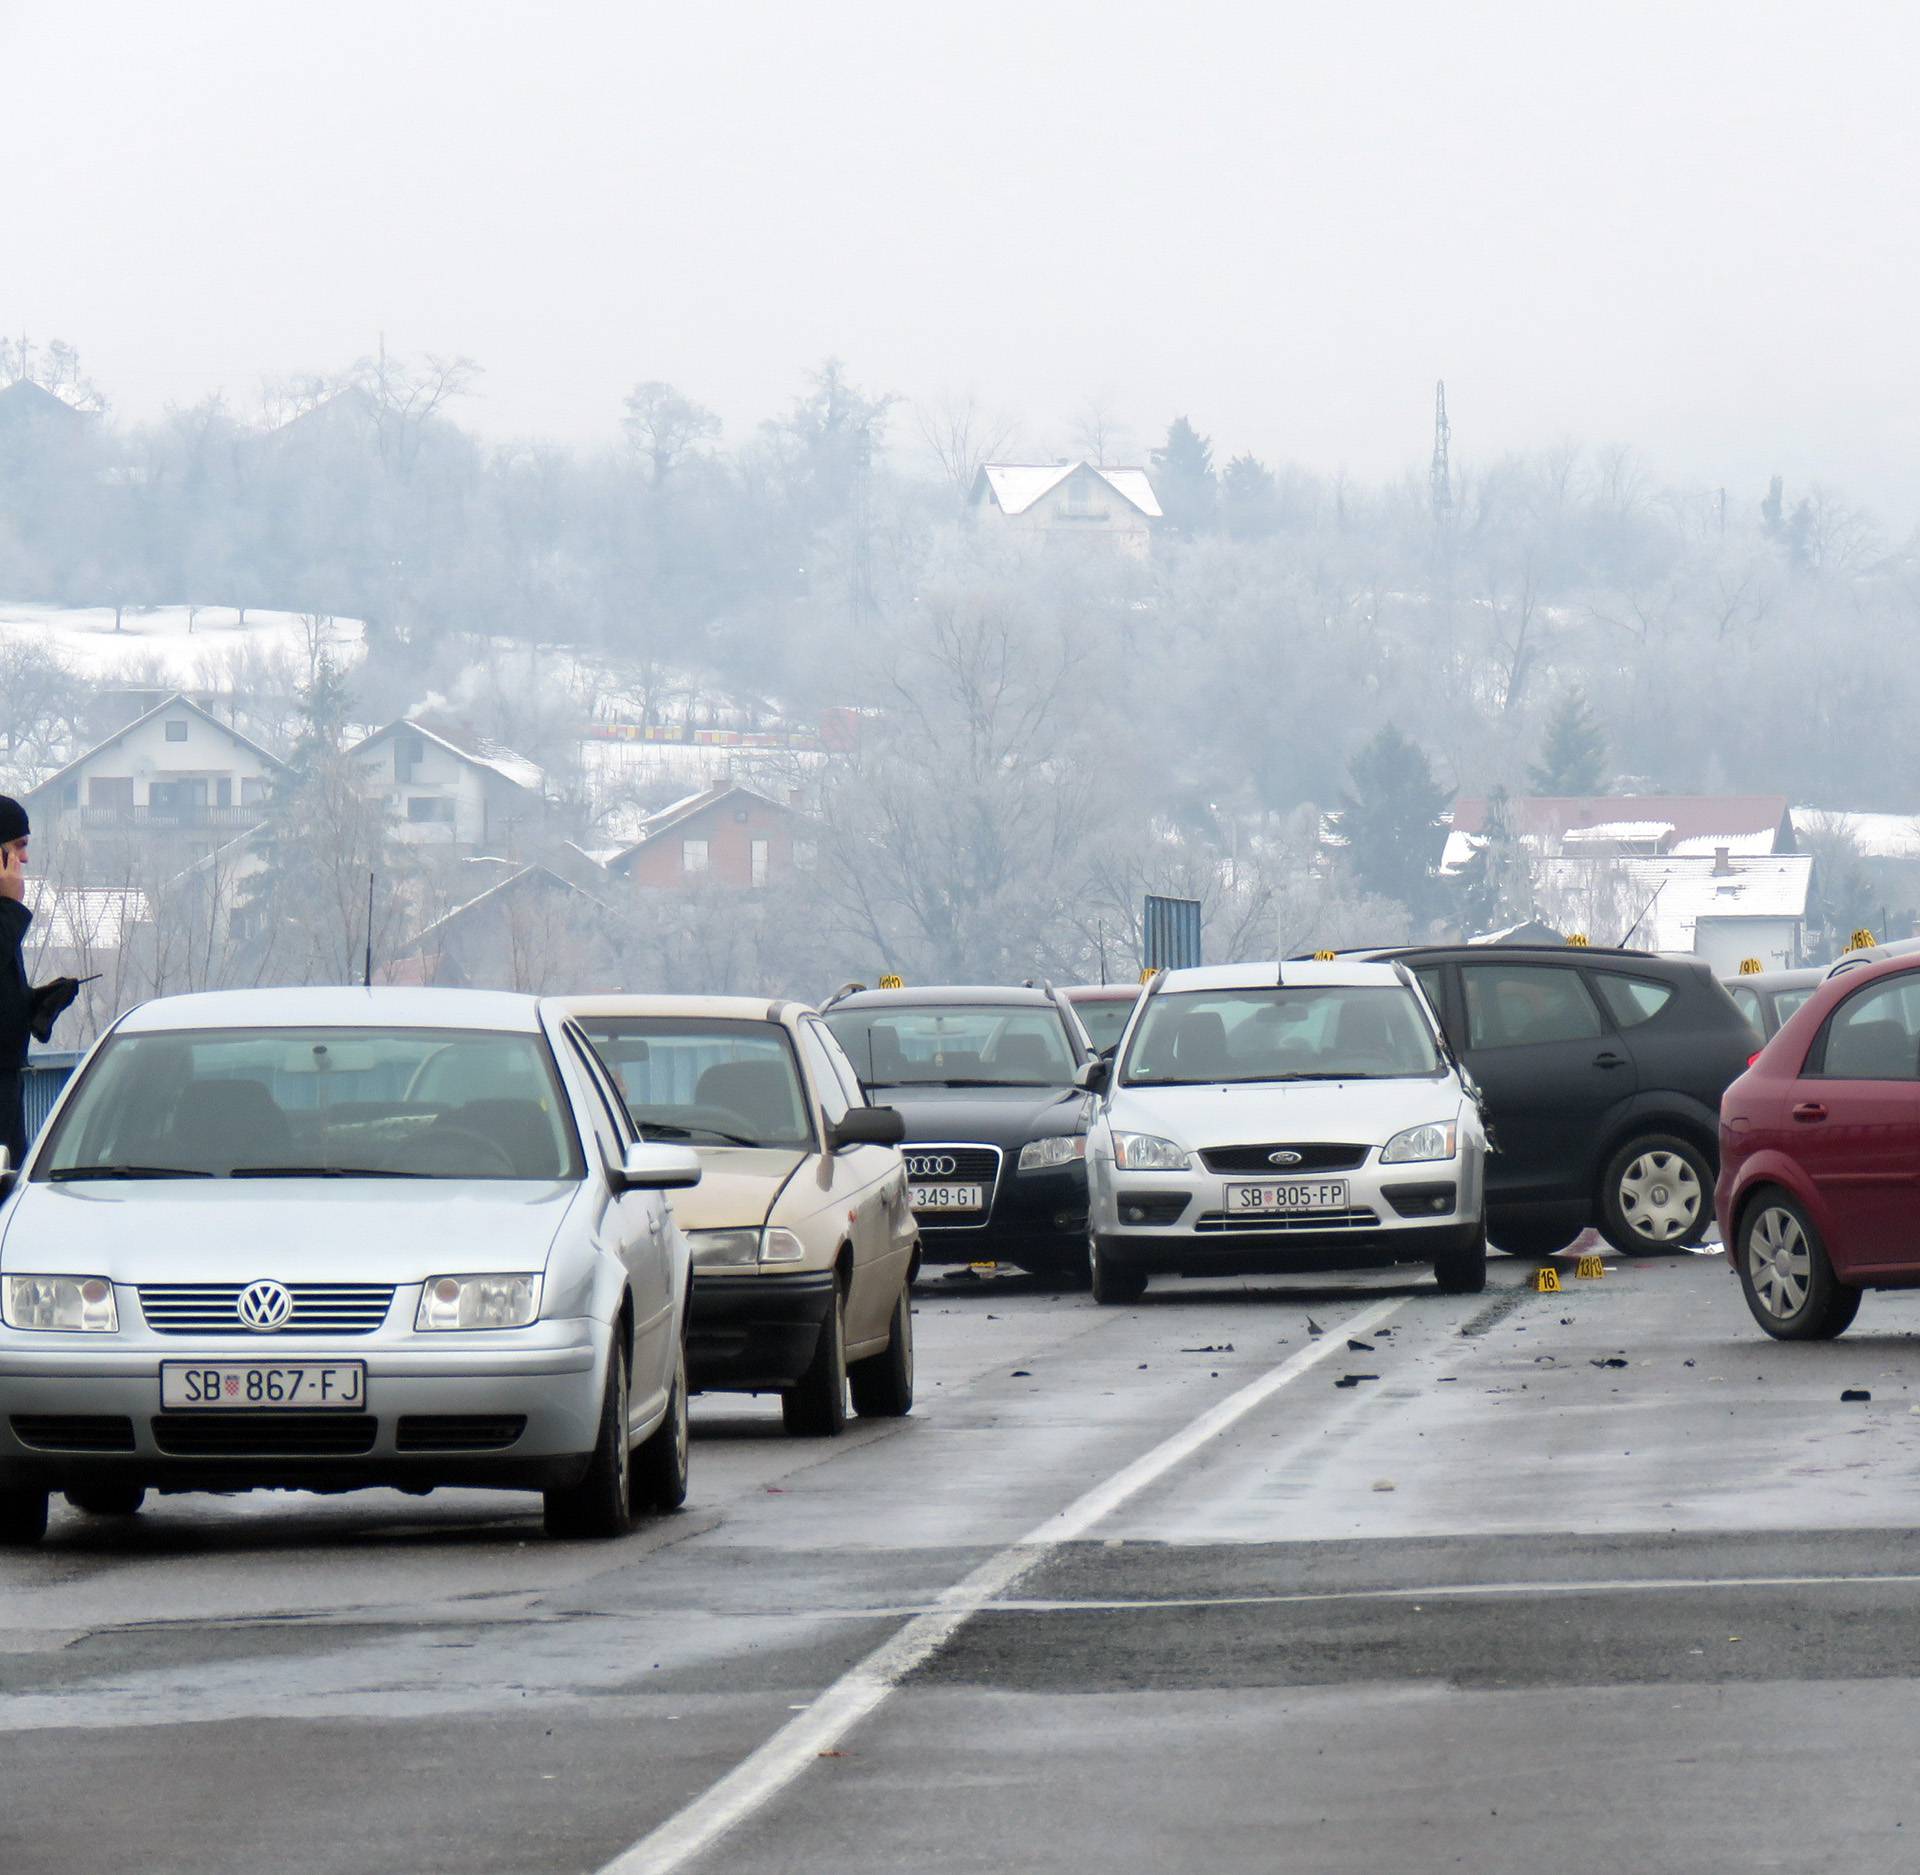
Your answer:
[561,996,917,1436]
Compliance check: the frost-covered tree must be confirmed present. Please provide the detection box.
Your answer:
[1529,690,1608,795]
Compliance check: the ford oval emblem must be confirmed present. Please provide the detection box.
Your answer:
[1267,1150,1303,1167]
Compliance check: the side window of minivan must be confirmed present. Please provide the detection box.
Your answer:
[1461,965,1604,1050]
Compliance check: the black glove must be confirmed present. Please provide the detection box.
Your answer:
[28,977,81,1045]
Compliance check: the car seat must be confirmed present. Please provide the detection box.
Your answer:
[169,1079,294,1175]
[695,1061,803,1141]
[1170,1010,1234,1081]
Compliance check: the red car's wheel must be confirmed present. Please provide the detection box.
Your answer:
[1737,1192,1860,1340]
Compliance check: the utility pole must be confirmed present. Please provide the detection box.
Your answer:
[1429,380,1452,527]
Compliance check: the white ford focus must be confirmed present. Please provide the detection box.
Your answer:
[1084,960,1489,1302]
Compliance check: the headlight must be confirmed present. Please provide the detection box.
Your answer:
[415,1273,542,1330]
[760,1228,807,1263]
[1019,1136,1088,1172]
[1111,1132,1192,1172]
[687,1230,760,1269]
[3,1275,119,1333]
[1380,1121,1457,1164]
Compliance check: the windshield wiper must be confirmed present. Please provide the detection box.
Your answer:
[47,1164,214,1181]
[227,1166,429,1179]
[640,1124,762,1148]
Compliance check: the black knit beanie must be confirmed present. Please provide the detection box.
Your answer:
[0,796,26,846]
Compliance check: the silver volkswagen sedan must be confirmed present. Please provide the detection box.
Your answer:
[0,987,701,1546]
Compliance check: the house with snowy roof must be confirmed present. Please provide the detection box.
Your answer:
[384,864,617,991]
[350,716,547,852]
[1618,852,1814,973]
[605,783,812,889]
[1441,795,1794,875]
[969,462,1162,555]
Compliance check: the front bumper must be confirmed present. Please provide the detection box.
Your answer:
[1089,1147,1484,1277]
[916,1160,1089,1267]
[0,1319,609,1495]
[687,1270,835,1391]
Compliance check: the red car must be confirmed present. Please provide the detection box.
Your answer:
[1717,952,1920,1338]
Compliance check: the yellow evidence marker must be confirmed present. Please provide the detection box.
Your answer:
[1575,1253,1607,1280]
[878,974,905,990]
[1533,1266,1562,1293]
[970,1260,999,1273]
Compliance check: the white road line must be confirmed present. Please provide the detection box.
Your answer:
[597,1294,1408,1875]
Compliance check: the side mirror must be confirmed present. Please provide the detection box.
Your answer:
[830,1105,907,1150]
[1075,1057,1111,1095]
[616,1141,703,1191]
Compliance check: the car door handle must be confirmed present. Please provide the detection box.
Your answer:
[1792,1102,1829,1123]
[1593,1052,1628,1069]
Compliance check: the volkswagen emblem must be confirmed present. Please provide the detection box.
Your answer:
[1267,1150,1303,1167]
[907,1153,959,1179]
[237,1280,294,1333]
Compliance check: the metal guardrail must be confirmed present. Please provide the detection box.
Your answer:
[21,1050,83,1145]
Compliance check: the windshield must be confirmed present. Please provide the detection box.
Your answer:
[826,1004,1079,1088]
[1121,985,1444,1085]
[1068,996,1138,1053]
[38,1027,584,1181]
[577,1017,813,1149]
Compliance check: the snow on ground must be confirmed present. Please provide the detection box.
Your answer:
[0,604,367,689]
[1795,807,1920,859]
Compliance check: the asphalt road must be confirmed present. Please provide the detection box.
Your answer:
[10,1243,1920,1874]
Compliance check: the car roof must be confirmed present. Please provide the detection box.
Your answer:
[1154,960,1411,993]
[1721,967,1825,992]
[829,984,1059,1009]
[1361,943,1666,965]
[115,986,546,1035]
[552,993,805,1026]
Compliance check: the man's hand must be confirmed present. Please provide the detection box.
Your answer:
[0,845,23,905]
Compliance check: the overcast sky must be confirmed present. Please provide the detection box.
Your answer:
[5,0,1916,517]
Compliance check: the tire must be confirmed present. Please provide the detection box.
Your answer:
[783,1280,849,1436]
[1737,1192,1862,1340]
[1433,1219,1489,1295]
[0,1487,49,1548]
[631,1337,689,1513]
[1493,1223,1579,1260]
[850,1284,914,1418]
[1598,1133,1713,1254]
[1019,1248,1092,1291]
[544,1339,636,1540]
[1089,1234,1148,1306]
[66,1483,146,1517]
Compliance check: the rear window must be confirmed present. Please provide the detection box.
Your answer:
[1589,973,1676,1029]
[1068,996,1137,1052]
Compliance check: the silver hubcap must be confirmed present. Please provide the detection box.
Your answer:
[1747,1206,1812,1318]
[1618,1149,1702,1241]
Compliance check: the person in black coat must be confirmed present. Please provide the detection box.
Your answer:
[0,797,81,1172]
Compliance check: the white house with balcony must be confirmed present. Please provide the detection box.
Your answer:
[351,716,547,851]
[969,462,1162,555]
[26,693,282,855]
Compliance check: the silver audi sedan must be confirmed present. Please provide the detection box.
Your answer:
[0,987,701,1546]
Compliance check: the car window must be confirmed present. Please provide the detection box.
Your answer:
[562,1028,631,1170]
[575,1016,813,1150]
[1068,996,1137,1052]
[38,1026,584,1181]
[1726,985,1763,1030]
[811,1021,870,1108]
[1122,984,1442,1085]
[1775,988,1816,1023]
[1461,965,1603,1049]
[797,1020,852,1126]
[1815,980,1920,1080]
[824,1005,1078,1087]
[1588,972,1676,1030]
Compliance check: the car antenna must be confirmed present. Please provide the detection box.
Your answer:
[363,870,375,988]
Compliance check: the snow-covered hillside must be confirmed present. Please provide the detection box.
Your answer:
[0,604,367,688]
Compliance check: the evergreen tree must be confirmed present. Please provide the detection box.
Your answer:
[1220,452,1280,540]
[1455,785,1533,935]
[1335,725,1453,916]
[1529,690,1608,795]
[1150,415,1217,534]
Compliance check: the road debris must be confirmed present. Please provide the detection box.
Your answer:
[1348,1338,1375,1352]
[1334,1373,1381,1388]
[1842,1389,1872,1402]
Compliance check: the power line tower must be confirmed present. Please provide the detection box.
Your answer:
[1429,379,1452,526]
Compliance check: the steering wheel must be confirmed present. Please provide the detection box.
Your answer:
[408,1125,516,1176]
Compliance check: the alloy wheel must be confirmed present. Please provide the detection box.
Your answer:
[1617,1149,1702,1243]
[1747,1205,1812,1319]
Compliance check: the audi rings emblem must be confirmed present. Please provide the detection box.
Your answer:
[907,1154,959,1179]
[1267,1150,1304,1167]
[237,1279,295,1333]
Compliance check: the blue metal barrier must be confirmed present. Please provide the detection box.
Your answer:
[21,1050,83,1146]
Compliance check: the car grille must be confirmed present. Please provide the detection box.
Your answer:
[903,1145,1003,1183]
[1193,1208,1382,1234]
[10,1415,137,1453]
[138,1285,396,1336]
[151,1414,378,1457]
[1200,1143,1372,1175]
[395,1415,526,1452]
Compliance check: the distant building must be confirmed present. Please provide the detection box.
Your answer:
[969,462,1162,555]
[1443,794,1795,874]
[385,864,616,992]
[351,716,546,851]
[1619,851,1814,972]
[606,783,812,889]
[26,692,282,860]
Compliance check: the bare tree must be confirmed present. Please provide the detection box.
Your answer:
[913,391,1018,499]
[622,381,721,486]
